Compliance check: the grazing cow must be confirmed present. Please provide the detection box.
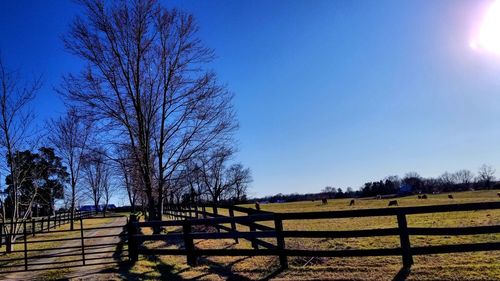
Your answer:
[448,194,454,199]
[321,198,328,205]
[349,199,355,206]
[255,202,260,210]
[497,192,500,198]
[422,194,428,199]
[417,195,422,199]
[388,200,398,206]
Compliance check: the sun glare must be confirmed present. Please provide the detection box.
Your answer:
[471,0,500,55]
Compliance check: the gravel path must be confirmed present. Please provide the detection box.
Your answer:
[0,216,127,281]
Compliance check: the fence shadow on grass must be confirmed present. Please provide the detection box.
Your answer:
[105,249,284,281]
[391,266,411,281]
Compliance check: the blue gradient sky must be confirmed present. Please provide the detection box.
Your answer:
[1,0,500,198]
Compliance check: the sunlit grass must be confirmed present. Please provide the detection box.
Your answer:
[133,189,500,280]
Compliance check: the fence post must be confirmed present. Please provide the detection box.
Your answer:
[274,216,288,269]
[41,218,44,233]
[32,219,35,237]
[183,221,197,266]
[249,219,258,249]
[5,231,11,253]
[47,215,50,232]
[212,205,220,232]
[397,212,413,268]
[0,223,3,247]
[202,205,207,219]
[80,216,86,265]
[128,215,138,262]
[23,220,28,270]
[228,207,238,244]
[194,205,199,219]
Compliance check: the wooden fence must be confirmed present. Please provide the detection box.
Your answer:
[0,214,127,273]
[129,201,500,269]
[0,210,93,251]
[163,204,275,249]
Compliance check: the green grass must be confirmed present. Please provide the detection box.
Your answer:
[131,190,500,280]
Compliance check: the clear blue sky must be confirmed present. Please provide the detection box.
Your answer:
[1,0,500,198]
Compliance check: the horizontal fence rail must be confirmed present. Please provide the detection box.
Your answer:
[131,201,500,269]
[0,214,128,273]
[0,211,93,251]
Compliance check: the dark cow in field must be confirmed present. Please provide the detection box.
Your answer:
[497,192,500,198]
[388,200,398,206]
[448,194,454,199]
[255,202,261,210]
[349,199,355,206]
[417,195,421,199]
[321,198,328,204]
[422,194,428,199]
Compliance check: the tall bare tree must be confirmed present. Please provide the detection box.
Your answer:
[48,108,92,229]
[0,56,42,251]
[227,163,252,203]
[62,0,236,220]
[115,144,141,212]
[439,172,456,186]
[82,149,110,215]
[477,164,495,188]
[452,169,474,186]
[196,147,249,205]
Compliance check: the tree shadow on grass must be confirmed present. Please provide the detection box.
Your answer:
[104,252,285,281]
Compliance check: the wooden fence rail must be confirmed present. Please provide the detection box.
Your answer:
[130,201,500,269]
[0,211,93,252]
[0,215,128,273]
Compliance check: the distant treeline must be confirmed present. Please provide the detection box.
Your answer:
[252,165,499,203]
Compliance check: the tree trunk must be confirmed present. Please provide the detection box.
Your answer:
[70,183,76,230]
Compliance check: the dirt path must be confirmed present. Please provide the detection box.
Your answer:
[61,216,127,280]
[0,216,127,281]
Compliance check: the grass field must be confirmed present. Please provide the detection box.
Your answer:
[130,190,500,281]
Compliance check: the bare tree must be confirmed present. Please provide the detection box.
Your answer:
[227,163,252,203]
[0,56,42,251]
[48,108,92,229]
[82,149,110,216]
[477,164,495,188]
[402,172,423,190]
[62,0,236,221]
[403,172,421,180]
[115,144,141,212]
[452,169,474,186]
[101,171,115,217]
[439,172,456,186]
[196,147,249,205]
